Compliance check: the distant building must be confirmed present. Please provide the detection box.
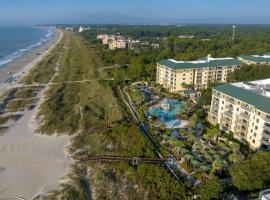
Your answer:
[259,188,270,200]
[109,39,131,50]
[65,27,74,31]
[97,34,118,44]
[97,34,131,50]
[201,39,211,41]
[178,35,195,39]
[79,27,84,33]
[238,54,270,65]
[208,78,270,150]
[156,55,244,92]
[150,43,160,49]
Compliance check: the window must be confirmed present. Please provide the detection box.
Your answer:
[255,126,258,130]
[256,119,259,123]
[252,139,255,144]
[253,133,257,137]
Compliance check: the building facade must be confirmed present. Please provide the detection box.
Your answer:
[108,39,131,50]
[156,55,244,92]
[97,34,119,44]
[208,79,270,150]
[238,54,270,65]
[97,34,131,50]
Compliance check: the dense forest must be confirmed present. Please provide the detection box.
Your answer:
[80,25,270,81]
[78,25,270,199]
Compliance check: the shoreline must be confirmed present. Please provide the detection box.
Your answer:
[0,28,72,199]
[0,27,61,94]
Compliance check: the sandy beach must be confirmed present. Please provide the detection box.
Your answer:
[0,28,72,199]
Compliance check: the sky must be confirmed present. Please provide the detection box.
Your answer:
[1,0,270,25]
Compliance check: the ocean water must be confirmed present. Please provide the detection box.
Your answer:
[0,26,53,68]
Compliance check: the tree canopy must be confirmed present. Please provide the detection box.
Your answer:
[229,152,270,191]
[198,175,223,200]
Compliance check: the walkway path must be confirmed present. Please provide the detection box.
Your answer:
[119,85,200,186]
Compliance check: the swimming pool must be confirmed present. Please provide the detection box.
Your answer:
[147,98,188,128]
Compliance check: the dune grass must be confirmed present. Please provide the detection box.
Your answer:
[33,31,187,199]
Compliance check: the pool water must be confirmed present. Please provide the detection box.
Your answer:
[147,98,187,128]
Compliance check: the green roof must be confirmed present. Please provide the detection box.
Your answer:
[213,84,270,115]
[238,55,270,63]
[158,58,244,70]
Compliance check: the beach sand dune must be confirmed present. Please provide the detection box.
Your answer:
[0,109,71,199]
[0,28,71,199]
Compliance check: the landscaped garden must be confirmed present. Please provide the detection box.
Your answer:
[126,81,249,182]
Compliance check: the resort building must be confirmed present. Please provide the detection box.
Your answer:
[108,39,131,50]
[208,78,270,150]
[238,54,270,65]
[97,34,119,44]
[156,55,244,92]
[97,34,131,50]
[178,35,195,39]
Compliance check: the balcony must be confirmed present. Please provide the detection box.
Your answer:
[224,111,233,118]
[265,116,270,123]
[225,104,234,110]
[241,105,251,112]
[240,112,250,120]
[211,110,219,117]
[264,123,270,132]
[262,137,270,144]
[226,98,235,104]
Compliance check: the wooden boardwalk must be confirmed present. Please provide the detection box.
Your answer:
[76,155,174,166]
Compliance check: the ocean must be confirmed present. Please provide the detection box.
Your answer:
[0,26,53,68]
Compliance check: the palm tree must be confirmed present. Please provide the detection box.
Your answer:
[199,165,211,173]
[211,159,224,175]
[190,159,201,170]
[184,153,195,163]
[180,148,190,156]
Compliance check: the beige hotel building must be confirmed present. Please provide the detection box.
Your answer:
[156,55,244,92]
[238,54,270,65]
[208,79,270,150]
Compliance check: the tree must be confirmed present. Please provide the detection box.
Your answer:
[204,127,221,142]
[211,159,225,175]
[229,152,241,164]
[198,175,223,200]
[229,152,270,191]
